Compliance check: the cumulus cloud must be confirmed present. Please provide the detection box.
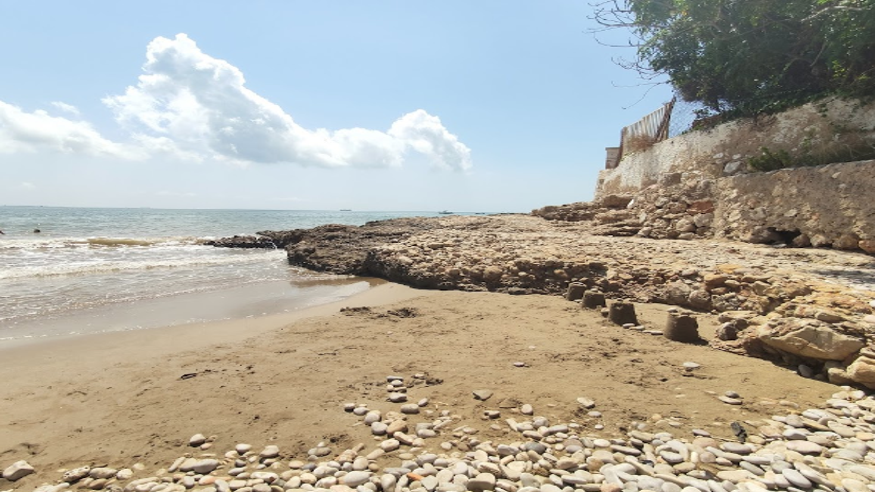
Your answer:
[50,101,80,116]
[103,33,472,170]
[0,34,472,171]
[0,100,134,158]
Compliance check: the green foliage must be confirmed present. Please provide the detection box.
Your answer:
[748,138,875,172]
[594,0,875,116]
[748,147,794,172]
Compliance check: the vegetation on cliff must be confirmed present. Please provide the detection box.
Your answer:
[593,0,875,116]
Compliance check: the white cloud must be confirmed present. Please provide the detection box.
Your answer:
[0,33,472,171]
[103,34,472,170]
[50,101,80,116]
[0,101,135,158]
[20,182,36,190]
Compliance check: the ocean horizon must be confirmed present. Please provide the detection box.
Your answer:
[0,206,474,345]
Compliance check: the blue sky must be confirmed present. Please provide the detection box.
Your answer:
[0,1,671,212]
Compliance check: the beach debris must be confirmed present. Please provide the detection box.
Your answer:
[180,372,197,380]
[731,421,748,442]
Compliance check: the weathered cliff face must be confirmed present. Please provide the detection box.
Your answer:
[541,159,875,255]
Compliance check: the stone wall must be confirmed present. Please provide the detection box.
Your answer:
[627,159,875,254]
[596,98,875,197]
[713,160,875,252]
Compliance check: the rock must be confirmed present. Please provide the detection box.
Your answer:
[400,404,420,414]
[798,364,814,378]
[371,422,389,436]
[342,471,371,487]
[719,396,743,405]
[473,389,494,401]
[260,445,280,459]
[386,419,407,434]
[62,466,91,483]
[236,443,252,455]
[845,356,875,388]
[577,397,596,409]
[189,433,207,447]
[380,439,400,452]
[193,459,220,474]
[2,461,34,481]
[387,392,408,403]
[664,312,700,343]
[89,467,118,479]
[757,321,865,360]
[785,441,823,455]
[608,302,638,326]
[468,473,496,492]
[521,404,533,415]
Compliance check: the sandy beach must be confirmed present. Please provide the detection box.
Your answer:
[1,283,839,489]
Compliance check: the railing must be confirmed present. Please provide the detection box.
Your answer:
[606,98,676,169]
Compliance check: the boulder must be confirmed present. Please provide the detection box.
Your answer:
[757,320,865,361]
[845,354,875,389]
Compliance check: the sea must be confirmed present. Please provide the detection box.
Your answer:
[0,206,448,346]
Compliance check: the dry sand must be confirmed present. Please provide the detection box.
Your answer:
[0,284,837,488]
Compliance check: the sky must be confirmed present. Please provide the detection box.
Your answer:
[0,1,672,212]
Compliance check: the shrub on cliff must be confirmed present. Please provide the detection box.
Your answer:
[592,0,875,116]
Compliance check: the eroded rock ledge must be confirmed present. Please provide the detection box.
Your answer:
[211,213,875,389]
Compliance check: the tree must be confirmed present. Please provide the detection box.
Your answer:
[592,0,875,115]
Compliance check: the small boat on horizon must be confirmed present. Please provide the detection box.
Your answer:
[339,209,352,211]
[438,210,453,215]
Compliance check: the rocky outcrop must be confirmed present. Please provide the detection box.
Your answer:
[209,212,875,388]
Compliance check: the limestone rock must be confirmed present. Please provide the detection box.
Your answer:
[846,355,875,389]
[2,461,34,481]
[757,321,865,360]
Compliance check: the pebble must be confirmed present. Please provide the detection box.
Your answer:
[2,460,35,481]
[235,443,252,455]
[577,397,596,409]
[342,471,371,487]
[388,392,408,403]
[17,378,875,492]
[189,434,206,447]
[259,445,280,459]
[719,396,743,405]
[785,441,823,454]
[401,403,420,414]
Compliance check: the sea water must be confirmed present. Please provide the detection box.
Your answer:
[0,206,443,344]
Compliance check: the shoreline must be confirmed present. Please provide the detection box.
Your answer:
[0,281,427,357]
[0,277,393,351]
